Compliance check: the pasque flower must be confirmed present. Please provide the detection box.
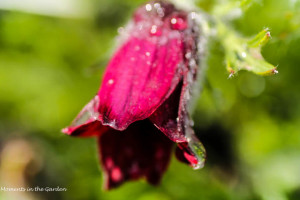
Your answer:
[63,0,206,189]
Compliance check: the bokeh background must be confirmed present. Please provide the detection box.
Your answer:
[0,0,300,199]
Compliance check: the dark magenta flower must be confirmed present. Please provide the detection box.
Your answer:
[63,0,206,189]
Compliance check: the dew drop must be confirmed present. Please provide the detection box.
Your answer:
[189,59,196,67]
[228,69,235,79]
[185,52,192,59]
[186,134,206,169]
[154,3,161,9]
[152,25,157,33]
[153,3,164,17]
[150,25,162,36]
[190,120,194,127]
[170,16,187,30]
[145,4,152,12]
[190,12,197,20]
[145,52,151,56]
[171,18,177,24]
[150,25,157,34]
[108,79,114,85]
[272,68,279,74]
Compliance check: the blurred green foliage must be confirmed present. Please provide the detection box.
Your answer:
[0,0,300,200]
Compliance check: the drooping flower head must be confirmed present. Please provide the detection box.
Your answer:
[63,0,206,189]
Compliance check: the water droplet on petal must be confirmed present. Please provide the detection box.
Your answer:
[108,79,114,85]
[154,3,161,9]
[190,120,194,126]
[170,16,187,30]
[185,52,192,59]
[190,12,197,19]
[189,59,196,67]
[171,18,177,24]
[153,3,164,17]
[186,134,206,169]
[145,4,152,12]
[150,25,162,36]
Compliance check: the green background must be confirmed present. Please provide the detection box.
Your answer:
[0,0,300,199]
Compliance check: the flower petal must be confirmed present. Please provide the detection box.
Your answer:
[98,32,184,130]
[62,96,108,137]
[149,81,186,142]
[150,10,207,169]
[63,2,186,135]
[149,77,206,169]
[98,120,173,189]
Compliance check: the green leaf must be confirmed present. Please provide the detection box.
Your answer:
[218,24,278,76]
